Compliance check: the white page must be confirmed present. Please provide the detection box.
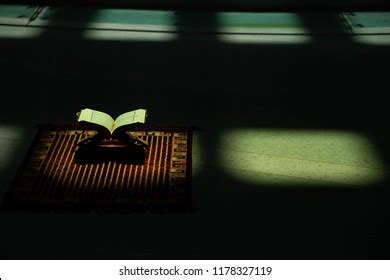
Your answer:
[113,109,146,131]
[78,108,115,133]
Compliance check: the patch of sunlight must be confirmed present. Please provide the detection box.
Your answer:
[0,25,43,38]
[218,12,309,34]
[345,12,390,28]
[83,29,176,41]
[86,9,175,31]
[26,8,177,37]
[0,124,26,171]
[218,129,386,186]
[192,132,203,177]
[346,13,390,40]
[219,34,312,44]
[0,4,36,25]
[87,9,175,27]
[35,8,176,32]
[353,35,390,45]
[37,9,305,34]
[0,4,35,18]
[0,140,21,171]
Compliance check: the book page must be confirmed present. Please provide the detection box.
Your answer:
[78,108,115,134]
[113,109,147,131]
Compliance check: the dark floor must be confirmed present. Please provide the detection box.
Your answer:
[0,7,389,259]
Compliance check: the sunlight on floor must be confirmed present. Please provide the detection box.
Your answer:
[218,129,386,186]
[0,124,27,172]
[218,12,312,43]
[80,9,177,41]
[218,12,310,36]
[219,34,312,44]
[219,12,304,29]
[0,25,44,38]
[83,29,177,41]
[90,9,173,24]
[353,35,390,45]
[192,132,203,176]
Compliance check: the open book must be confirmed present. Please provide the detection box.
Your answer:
[78,108,147,137]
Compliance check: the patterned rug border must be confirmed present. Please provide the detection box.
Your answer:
[3,123,194,212]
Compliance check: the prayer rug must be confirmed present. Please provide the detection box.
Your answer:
[4,125,192,212]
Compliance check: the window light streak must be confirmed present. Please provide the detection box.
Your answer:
[351,27,390,35]
[0,124,27,172]
[0,25,44,38]
[30,9,177,33]
[217,129,386,186]
[192,132,203,177]
[86,9,175,27]
[353,35,390,45]
[83,29,177,41]
[218,27,310,34]
[0,17,28,26]
[218,12,311,42]
[219,12,305,29]
[81,9,177,41]
[219,34,312,44]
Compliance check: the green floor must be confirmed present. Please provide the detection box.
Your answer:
[0,4,389,202]
[203,129,385,186]
[347,12,390,28]
[1,124,386,195]
[0,4,36,19]
[1,5,390,259]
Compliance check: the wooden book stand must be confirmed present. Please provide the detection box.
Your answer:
[75,131,148,164]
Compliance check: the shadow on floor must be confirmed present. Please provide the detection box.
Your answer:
[0,8,389,259]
